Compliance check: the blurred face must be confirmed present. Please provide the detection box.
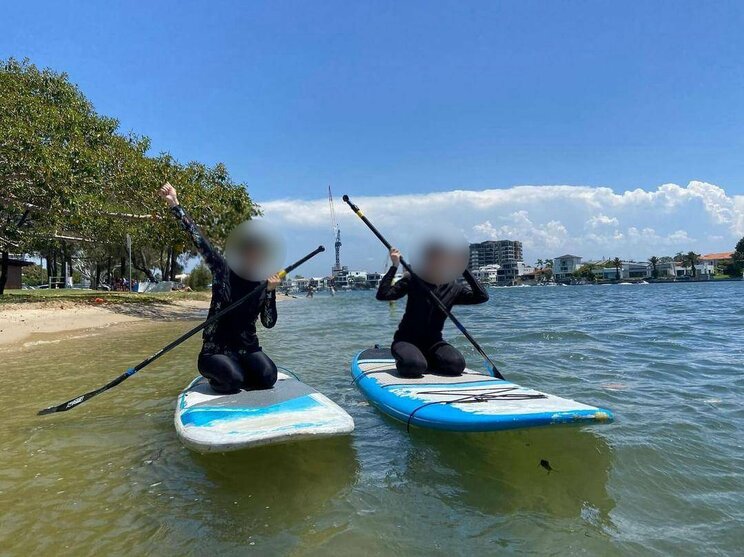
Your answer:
[224,220,285,281]
[419,243,469,285]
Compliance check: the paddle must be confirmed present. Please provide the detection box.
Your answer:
[342,195,504,379]
[38,245,326,415]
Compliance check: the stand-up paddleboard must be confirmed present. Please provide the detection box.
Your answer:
[175,370,354,453]
[352,348,613,431]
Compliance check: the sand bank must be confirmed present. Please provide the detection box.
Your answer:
[0,294,292,350]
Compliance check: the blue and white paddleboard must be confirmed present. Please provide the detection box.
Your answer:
[352,348,613,432]
[175,371,355,453]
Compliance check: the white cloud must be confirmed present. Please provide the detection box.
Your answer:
[472,211,568,250]
[586,214,619,228]
[259,181,744,274]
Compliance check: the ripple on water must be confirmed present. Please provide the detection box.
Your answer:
[1,281,742,555]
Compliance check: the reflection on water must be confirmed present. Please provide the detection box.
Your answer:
[1,281,742,555]
[406,428,614,522]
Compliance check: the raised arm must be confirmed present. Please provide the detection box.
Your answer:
[260,273,281,328]
[376,248,409,300]
[159,183,226,274]
[454,269,489,305]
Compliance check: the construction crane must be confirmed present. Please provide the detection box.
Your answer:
[328,185,342,276]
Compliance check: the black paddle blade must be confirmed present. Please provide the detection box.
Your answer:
[38,394,89,415]
[37,368,134,416]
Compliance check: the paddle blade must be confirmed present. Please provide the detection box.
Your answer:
[37,394,88,415]
[37,368,134,416]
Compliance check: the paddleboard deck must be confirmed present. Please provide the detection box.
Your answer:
[175,371,355,453]
[352,348,613,432]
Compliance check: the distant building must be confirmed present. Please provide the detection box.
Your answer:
[366,271,383,288]
[4,257,33,289]
[472,264,501,284]
[552,254,582,280]
[593,261,650,280]
[469,240,523,284]
[469,240,523,269]
[700,252,734,269]
[331,266,350,289]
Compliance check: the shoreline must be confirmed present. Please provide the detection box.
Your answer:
[0,292,293,351]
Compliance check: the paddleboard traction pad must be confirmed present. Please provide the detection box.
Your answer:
[352,348,614,432]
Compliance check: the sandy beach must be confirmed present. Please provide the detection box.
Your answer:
[0,293,293,350]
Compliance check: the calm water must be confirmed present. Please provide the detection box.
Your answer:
[1,283,742,556]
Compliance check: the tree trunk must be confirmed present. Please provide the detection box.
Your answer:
[158,248,166,281]
[107,256,113,288]
[134,250,157,282]
[0,251,8,295]
[94,262,101,289]
[169,248,177,281]
[51,249,58,287]
[61,243,68,288]
[67,252,74,287]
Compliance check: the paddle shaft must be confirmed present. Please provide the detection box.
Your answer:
[341,195,503,379]
[38,245,326,415]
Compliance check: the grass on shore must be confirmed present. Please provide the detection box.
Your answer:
[0,289,211,306]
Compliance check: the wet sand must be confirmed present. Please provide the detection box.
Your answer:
[0,294,292,350]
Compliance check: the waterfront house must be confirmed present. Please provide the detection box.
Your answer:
[472,264,501,284]
[594,261,651,280]
[552,254,582,280]
[700,252,734,271]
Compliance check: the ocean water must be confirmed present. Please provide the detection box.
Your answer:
[0,282,742,556]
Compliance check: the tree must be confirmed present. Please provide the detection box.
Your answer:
[21,263,47,287]
[0,57,257,294]
[722,237,744,277]
[187,263,212,291]
[574,263,598,282]
[685,252,700,278]
[612,257,622,280]
[648,256,659,279]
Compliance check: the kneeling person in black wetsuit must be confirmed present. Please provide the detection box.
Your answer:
[160,183,282,393]
[376,244,489,377]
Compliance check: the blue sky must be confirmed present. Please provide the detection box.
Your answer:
[3,2,744,273]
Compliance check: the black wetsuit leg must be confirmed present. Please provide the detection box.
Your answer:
[391,341,428,378]
[198,352,244,394]
[426,341,465,376]
[239,350,278,390]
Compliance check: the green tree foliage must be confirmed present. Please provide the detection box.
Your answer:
[0,58,257,294]
[187,263,212,291]
[21,263,47,287]
[573,263,598,282]
[684,252,700,277]
[722,237,744,277]
[648,256,659,278]
[612,257,622,280]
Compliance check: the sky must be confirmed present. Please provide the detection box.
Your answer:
[2,1,744,274]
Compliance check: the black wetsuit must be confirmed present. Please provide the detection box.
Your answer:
[171,205,278,393]
[376,267,489,377]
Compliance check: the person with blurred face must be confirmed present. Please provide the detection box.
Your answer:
[159,183,283,393]
[376,242,489,377]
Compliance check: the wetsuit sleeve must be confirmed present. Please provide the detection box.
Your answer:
[170,205,226,274]
[376,266,409,300]
[454,270,489,305]
[260,289,278,328]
